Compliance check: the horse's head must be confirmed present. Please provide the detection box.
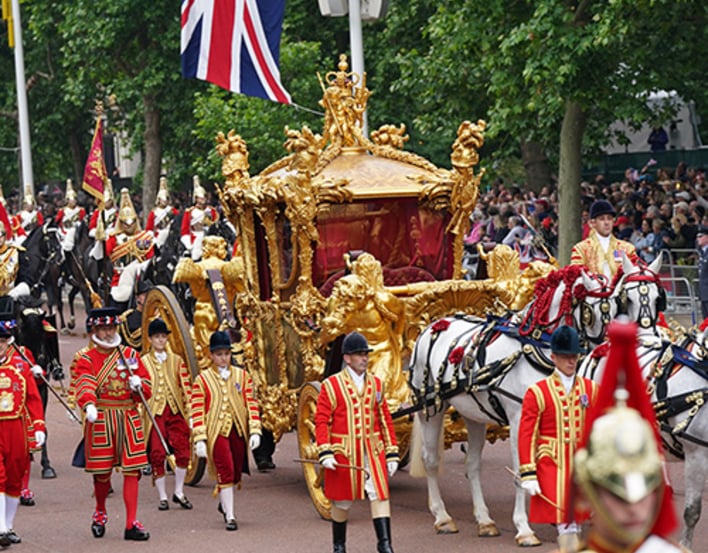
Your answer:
[572,270,615,346]
[612,253,665,332]
[41,223,64,266]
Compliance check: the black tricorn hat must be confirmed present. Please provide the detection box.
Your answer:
[550,325,581,355]
[209,330,231,352]
[589,199,616,219]
[148,318,171,337]
[342,331,373,354]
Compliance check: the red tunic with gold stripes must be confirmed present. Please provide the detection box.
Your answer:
[191,365,261,485]
[518,372,598,523]
[105,230,155,287]
[74,345,152,473]
[314,369,399,502]
[9,344,44,452]
[0,352,45,495]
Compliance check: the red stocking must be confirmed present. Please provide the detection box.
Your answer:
[123,473,139,527]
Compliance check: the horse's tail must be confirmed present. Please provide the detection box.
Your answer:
[408,412,445,478]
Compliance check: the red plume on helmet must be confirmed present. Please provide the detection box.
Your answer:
[567,318,678,537]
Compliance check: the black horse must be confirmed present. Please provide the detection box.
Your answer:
[20,222,63,301]
[4,294,63,479]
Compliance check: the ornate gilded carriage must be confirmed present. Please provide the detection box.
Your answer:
[145,55,539,516]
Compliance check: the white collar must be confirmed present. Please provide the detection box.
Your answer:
[346,365,366,392]
[92,333,122,349]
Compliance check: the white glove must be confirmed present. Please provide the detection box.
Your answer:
[34,430,46,448]
[521,478,541,496]
[195,440,208,459]
[249,434,261,451]
[321,458,337,471]
[387,461,398,477]
[85,404,98,423]
[31,364,44,377]
[128,375,142,391]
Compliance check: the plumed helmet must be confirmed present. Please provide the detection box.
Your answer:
[192,175,206,202]
[575,390,662,504]
[103,180,115,205]
[209,330,232,352]
[65,178,77,201]
[589,199,616,219]
[118,188,139,229]
[87,306,121,328]
[156,176,170,204]
[550,325,581,355]
[23,185,35,208]
[342,331,373,354]
[148,317,171,337]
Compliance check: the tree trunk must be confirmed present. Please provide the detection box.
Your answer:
[520,139,551,194]
[69,130,84,189]
[141,95,161,224]
[557,99,587,265]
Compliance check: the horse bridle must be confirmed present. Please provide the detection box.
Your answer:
[572,275,613,345]
[615,268,665,329]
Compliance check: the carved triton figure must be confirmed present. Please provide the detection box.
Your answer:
[172,236,246,368]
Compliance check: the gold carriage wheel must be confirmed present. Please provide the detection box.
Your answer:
[142,284,205,485]
[297,382,332,520]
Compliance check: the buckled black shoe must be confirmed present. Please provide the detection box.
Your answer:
[0,532,10,547]
[172,493,193,510]
[6,531,20,544]
[225,518,238,531]
[91,511,107,538]
[124,521,150,541]
[158,500,169,511]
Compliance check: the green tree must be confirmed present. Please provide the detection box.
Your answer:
[409,0,707,263]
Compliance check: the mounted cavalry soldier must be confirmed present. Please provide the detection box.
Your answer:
[14,186,44,242]
[55,179,86,253]
[73,306,152,541]
[145,176,178,249]
[0,220,32,301]
[180,175,218,261]
[105,189,154,311]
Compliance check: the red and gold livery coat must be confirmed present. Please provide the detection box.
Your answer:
[518,372,598,524]
[140,350,192,438]
[315,370,399,502]
[191,365,261,480]
[8,344,45,451]
[0,352,45,457]
[73,345,152,472]
[570,232,637,277]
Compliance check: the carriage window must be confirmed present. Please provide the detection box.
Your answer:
[313,198,452,288]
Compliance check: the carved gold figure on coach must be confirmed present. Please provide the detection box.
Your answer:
[173,236,246,368]
[320,253,408,409]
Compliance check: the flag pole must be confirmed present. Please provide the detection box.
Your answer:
[10,0,34,197]
[347,0,367,137]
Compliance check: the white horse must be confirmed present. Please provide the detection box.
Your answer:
[407,265,613,545]
[578,253,708,548]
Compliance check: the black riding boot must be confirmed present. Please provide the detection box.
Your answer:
[332,520,346,553]
[373,517,394,553]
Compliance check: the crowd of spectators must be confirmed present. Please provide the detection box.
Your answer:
[464,159,707,268]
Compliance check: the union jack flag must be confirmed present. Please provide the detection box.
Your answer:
[181,0,292,104]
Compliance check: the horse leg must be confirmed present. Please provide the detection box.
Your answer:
[462,420,500,537]
[68,287,78,329]
[414,412,458,534]
[508,414,541,547]
[680,450,706,549]
[38,385,56,478]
